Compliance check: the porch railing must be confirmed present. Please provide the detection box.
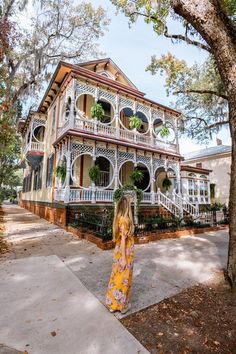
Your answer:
[54,187,205,219]
[172,192,199,218]
[23,141,44,155]
[57,115,178,153]
[155,190,183,218]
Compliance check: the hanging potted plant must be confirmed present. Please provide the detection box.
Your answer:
[90,103,105,122]
[56,162,66,183]
[160,124,170,138]
[162,174,172,191]
[130,168,144,184]
[89,165,101,185]
[129,115,142,130]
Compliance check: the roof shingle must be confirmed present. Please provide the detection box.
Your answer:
[184,145,231,160]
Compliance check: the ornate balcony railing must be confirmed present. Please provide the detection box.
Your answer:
[22,141,45,155]
[57,115,178,153]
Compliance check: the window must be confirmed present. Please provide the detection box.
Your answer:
[196,163,202,168]
[188,178,198,196]
[200,180,208,196]
[46,154,54,187]
[23,172,32,193]
[52,106,56,132]
[33,163,43,191]
[188,179,194,195]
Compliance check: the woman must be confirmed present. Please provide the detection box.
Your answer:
[105,195,134,314]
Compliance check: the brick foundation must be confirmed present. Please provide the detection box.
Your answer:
[20,200,67,228]
[19,200,228,251]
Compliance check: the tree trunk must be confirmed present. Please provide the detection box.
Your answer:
[227,95,236,291]
[171,0,236,291]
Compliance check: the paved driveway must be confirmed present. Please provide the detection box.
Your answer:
[1,204,229,317]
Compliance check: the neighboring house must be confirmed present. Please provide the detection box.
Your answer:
[183,142,231,205]
[18,58,208,225]
[180,165,212,205]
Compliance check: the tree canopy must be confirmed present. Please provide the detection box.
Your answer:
[1,0,109,109]
[111,0,235,142]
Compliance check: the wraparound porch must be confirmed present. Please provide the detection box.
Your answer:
[54,187,199,219]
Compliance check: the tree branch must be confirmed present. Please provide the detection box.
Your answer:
[174,89,228,100]
[204,120,229,130]
[185,116,229,130]
[164,27,211,52]
[127,8,211,52]
[3,0,16,17]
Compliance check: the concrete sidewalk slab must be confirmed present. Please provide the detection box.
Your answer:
[0,255,149,354]
[1,205,229,318]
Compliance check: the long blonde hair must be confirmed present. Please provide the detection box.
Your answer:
[112,195,134,242]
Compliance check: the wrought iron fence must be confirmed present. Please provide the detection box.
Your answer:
[67,206,229,241]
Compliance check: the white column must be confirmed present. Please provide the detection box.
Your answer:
[149,110,155,147]
[197,178,201,204]
[176,165,181,195]
[115,95,120,139]
[64,141,71,203]
[114,147,119,189]
[69,79,76,130]
[150,155,155,204]
[91,144,97,204]
[208,181,211,204]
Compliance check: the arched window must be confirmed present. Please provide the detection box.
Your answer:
[200,175,207,179]
[188,173,197,178]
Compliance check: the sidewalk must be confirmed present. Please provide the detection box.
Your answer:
[0,205,149,354]
[0,255,148,354]
[0,204,229,352]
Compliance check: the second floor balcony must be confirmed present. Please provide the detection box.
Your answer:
[21,118,46,168]
[56,90,180,155]
[23,141,44,155]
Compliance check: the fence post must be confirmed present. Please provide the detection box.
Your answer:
[213,209,217,225]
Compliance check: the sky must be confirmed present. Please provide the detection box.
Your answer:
[90,0,231,154]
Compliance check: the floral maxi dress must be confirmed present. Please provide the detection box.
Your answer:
[105,216,134,311]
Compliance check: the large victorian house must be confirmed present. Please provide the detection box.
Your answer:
[19,58,208,226]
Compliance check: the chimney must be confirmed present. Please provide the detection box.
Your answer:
[216,138,222,146]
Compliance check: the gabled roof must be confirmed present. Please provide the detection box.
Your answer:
[77,58,138,90]
[37,58,181,116]
[184,145,231,161]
